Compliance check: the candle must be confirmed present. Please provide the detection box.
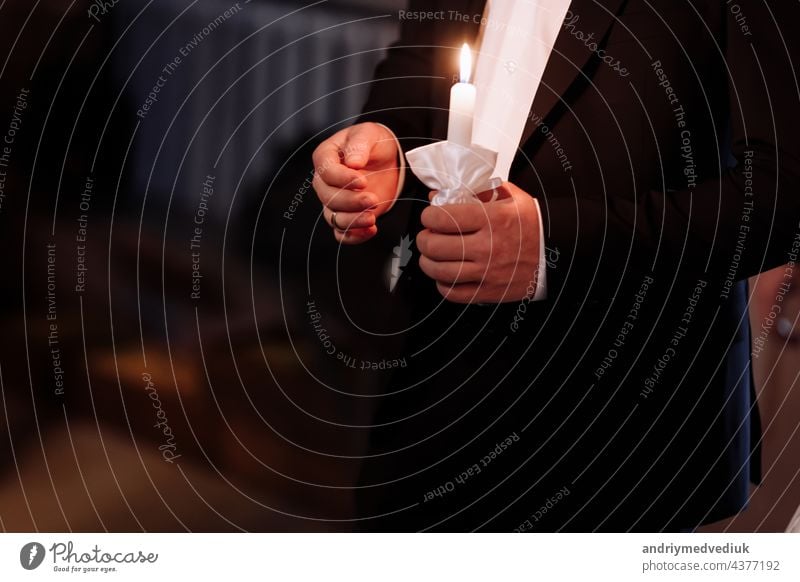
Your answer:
[447,43,476,147]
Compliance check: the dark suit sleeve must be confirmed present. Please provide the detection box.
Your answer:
[542,1,800,301]
[357,1,442,153]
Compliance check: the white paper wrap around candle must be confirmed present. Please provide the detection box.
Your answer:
[405,141,502,206]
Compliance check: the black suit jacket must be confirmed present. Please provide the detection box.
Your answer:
[353,0,800,531]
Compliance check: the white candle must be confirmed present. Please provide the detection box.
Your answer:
[447,43,476,147]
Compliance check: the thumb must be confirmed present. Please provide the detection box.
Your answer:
[476,182,513,203]
[342,123,380,169]
[500,181,529,200]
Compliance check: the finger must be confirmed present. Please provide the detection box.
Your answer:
[421,203,488,234]
[418,255,483,285]
[312,137,345,173]
[324,207,376,231]
[474,189,495,203]
[342,124,381,169]
[475,183,514,203]
[435,282,482,304]
[333,225,378,245]
[416,229,480,262]
[313,174,378,211]
[312,129,370,188]
[500,181,527,199]
[317,161,367,190]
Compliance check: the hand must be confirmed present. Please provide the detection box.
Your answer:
[416,182,541,304]
[312,122,400,244]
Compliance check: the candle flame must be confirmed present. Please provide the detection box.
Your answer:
[459,43,472,83]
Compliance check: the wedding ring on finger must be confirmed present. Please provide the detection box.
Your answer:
[330,211,344,231]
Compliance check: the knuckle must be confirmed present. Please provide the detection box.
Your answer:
[473,211,490,230]
[419,255,440,280]
[461,263,479,282]
[420,207,435,228]
[436,282,451,299]
[326,187,347,206]
[312,173,325,193]
[472,237,490,261]
[334,213,350,229]
[436,282,467,303]
[418,255,432,276]
[416,231,430,255]
[425,206,445,222]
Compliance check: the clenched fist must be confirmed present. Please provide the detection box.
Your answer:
[416,182,541,304]
[312,122,400,244]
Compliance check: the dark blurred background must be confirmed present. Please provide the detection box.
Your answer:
[0,0,797,532]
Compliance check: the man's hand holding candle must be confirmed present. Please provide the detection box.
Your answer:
[416,181,541,304]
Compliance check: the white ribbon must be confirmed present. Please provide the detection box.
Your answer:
[405,141,502,206]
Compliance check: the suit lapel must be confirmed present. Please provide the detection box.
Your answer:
[518,0,627,146]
